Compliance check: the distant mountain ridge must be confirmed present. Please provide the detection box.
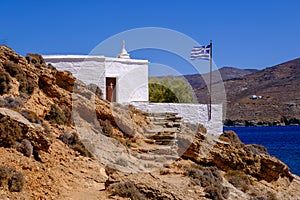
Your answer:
[184,66,257,90]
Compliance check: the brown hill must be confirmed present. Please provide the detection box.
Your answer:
[189,60,300,125]
[224,58,300,125]
[0,45,299,199]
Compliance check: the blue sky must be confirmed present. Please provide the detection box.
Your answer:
[1,0,300,75]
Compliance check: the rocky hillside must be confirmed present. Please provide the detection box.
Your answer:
[0,45,300,199]
[189,60,300,126]
[224,58,300,126]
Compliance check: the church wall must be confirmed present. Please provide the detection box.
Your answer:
[131,102,223,135]
[105,59,148,103]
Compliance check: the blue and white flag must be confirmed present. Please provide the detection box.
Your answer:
[190,44,211,60]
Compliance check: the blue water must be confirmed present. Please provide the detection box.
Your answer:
[223,126,300,176]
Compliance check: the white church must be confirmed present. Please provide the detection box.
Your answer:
[44,41,148,104]
[44,42,223,135]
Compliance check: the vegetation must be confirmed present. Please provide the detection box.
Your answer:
[8,171,24,192]
[0,69,12,95]
[225,170,251,192]
[0,117,23,148]
[19,139,33,157]
[21,109,42,124]
[0,165,24,192]
[59,131,92,157]
[108,181,144,200]
[184,166,229,199]
[25,53,46,69]
[149,77,197,103]
[99,119,114,136]
[45,104,66,125]
[4,61,36,94]
[0,96,25,109]
[87,83,103,99]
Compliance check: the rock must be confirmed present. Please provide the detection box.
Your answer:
[55,70,75,92]
[0,107,51,152]
[180,129,294,183]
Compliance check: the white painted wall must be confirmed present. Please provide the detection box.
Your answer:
[105,58,148,103]
[132,102,223,135]
[44,56,148,104]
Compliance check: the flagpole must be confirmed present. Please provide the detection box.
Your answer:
[209,40,212,121]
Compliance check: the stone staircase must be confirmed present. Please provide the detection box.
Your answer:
[143,112,182,145]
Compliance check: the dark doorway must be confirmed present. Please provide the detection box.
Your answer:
[106,77,116,102]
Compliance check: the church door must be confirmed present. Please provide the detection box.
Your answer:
[106,77,116,102]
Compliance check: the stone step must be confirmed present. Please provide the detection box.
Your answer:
[148,116,182,122]
[145,134,176,140]
[152,121,181,127]
[145,127,179,134]
[143,112,178,117]
[155,140,177,145]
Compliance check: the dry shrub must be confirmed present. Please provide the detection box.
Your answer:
[0,165,24,192]
[0,69,12,95]
[59,132,92,157]
[204,186,224,200]
[45,104,66,125]
[244,144,268,155]
[108,181,144,200]
[185,167,222,187]
[25,53,46,69]
[99,119,114,136]
[87,83,103,99]
[4,61,36,94]
[20,139,33,157]
[21,110,42,124]
[0,117,23,148]
[115,156,128,167]
[8,171,24,192]
[59,104,73,125]
[1,96,25,109]
[184,166,229,199]
[225,170,251,192]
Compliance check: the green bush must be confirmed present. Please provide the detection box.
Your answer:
[149,82,179,103]
[16,73,36,94]
[149,77,197,103]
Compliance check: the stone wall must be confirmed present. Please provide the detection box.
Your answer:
[131,102,223,135]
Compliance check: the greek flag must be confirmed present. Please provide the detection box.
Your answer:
[190,44,211,60]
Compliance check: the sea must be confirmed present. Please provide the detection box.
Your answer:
[223,126,300,176]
